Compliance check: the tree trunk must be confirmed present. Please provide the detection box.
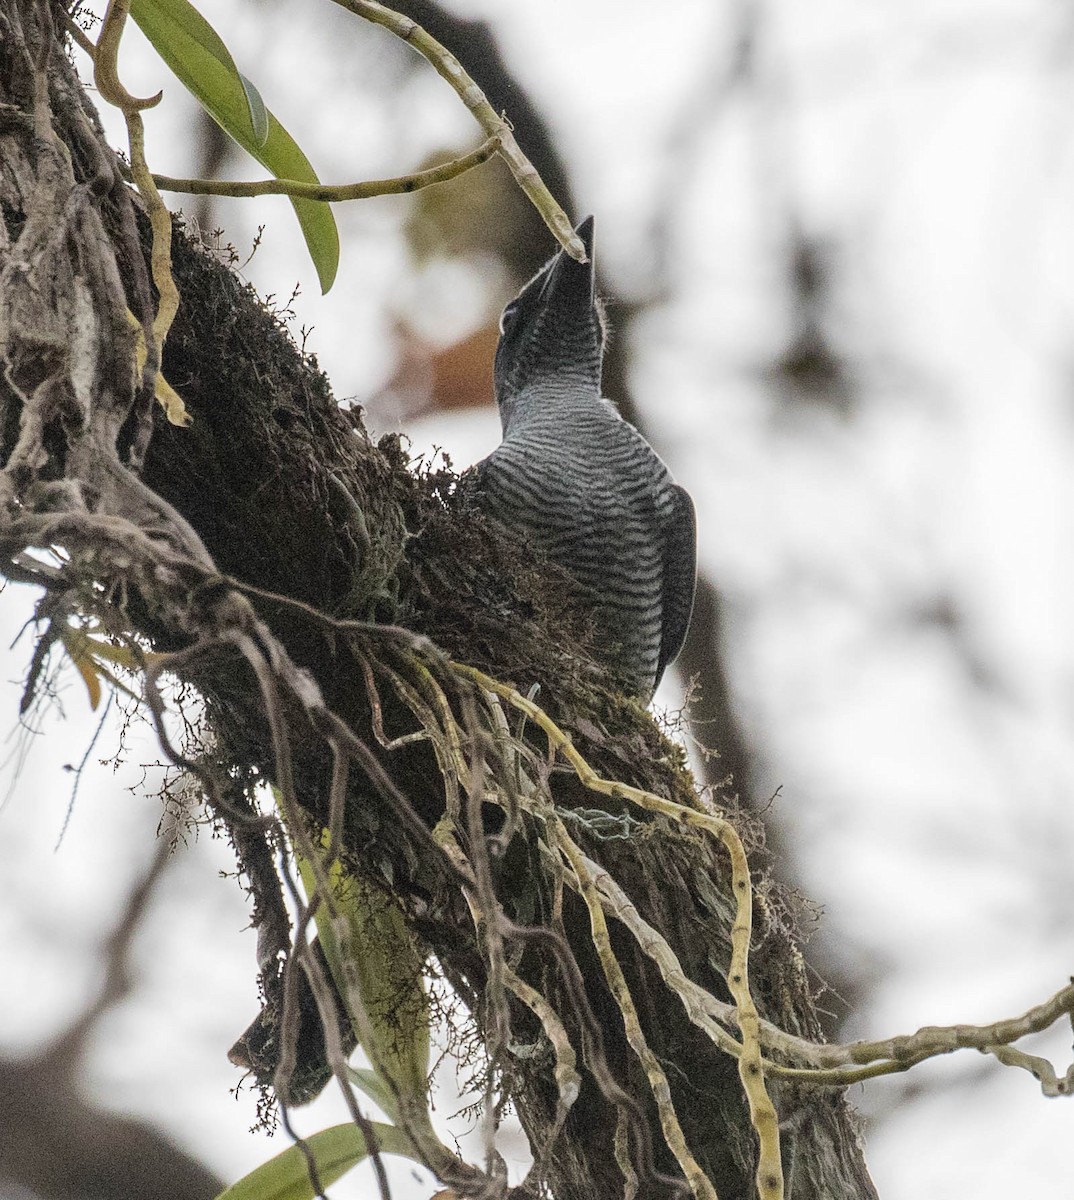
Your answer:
[0,4,878,1198]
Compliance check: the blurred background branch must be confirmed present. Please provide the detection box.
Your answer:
[0,823,224,1200]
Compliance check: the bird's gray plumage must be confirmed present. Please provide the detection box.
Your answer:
[476,216,696,699]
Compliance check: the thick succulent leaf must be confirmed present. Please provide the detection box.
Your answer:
[129,0,339,291]
[213,1122,416,1200]
[129,0,264,145]
[60,628,103,710]
[297,846,431,1104]
[239,72,269,146]
[257,113,340,293]
[348,1065,400,1120]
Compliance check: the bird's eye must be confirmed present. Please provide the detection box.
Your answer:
[499,301,520,335]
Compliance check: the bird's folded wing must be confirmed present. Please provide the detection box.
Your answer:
[655,484,697,689]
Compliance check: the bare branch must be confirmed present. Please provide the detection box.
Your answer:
[151,137,501,201]
[329,0,585,260]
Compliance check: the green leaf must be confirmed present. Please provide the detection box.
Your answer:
[258,114,340,294]
[129,0,262,145]
[297,845,431,1106]
[214,1122,417,1200]
[59,628,103,710]
[239,72,269,147]
[129,0,339,292]
[348,1065,400,1120]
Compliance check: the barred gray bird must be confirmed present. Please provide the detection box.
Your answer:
[476,216,696,699]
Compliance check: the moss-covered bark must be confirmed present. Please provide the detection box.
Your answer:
[0,5,877,1198]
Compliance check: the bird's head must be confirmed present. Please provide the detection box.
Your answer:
[493,216,606,416]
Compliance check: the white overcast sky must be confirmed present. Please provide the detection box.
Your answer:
[2,2,1073,1197]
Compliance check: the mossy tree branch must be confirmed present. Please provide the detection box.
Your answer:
[0,7,876,1193]
[7,6,1067,1200]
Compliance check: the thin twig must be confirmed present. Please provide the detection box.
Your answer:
[151,137,500,200]
[47,821,176,1072]
[329,0,585,260]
